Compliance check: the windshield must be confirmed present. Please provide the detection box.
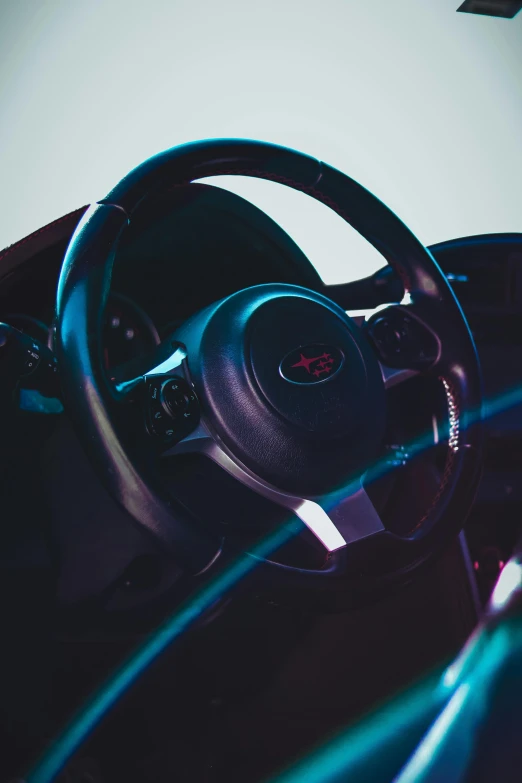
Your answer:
[1,0,521,282]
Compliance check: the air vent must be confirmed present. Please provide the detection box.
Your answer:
[429,235,522,311]
[445,260,510,307]
[446,252,522,310]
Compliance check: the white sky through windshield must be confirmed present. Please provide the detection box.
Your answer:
[0,0,521,283]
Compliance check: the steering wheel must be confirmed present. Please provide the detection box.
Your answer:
[55,139,483,599]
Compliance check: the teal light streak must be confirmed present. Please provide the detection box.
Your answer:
[270,670,450,783]
[27,380,522,782]
[27,523,295,783]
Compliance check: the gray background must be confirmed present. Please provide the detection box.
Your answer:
[1,0,520,282]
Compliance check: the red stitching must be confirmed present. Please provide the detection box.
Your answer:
[205,167,352,217]
[392,263,411,295]
[198,168,412,291]
[0,206,88,265]
[407,376,460,534]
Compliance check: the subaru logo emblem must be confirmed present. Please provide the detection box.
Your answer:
[279,344,345,385]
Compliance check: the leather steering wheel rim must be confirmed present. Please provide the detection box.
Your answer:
[55,139,483,597]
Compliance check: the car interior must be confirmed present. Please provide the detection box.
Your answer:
[1,137,522,783]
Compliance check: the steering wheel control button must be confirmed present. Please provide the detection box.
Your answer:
[145,375,199,443]
[22,347,41,374]
[160,379,193,417]
[148,379,162,403]
[0,322,60,397]
[366,308,439,369]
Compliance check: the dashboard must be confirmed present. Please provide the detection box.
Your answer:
[4,293,160,373]
[1,188,521,446]
[1,188,521,444]
[0,183,323,377]
[1,182,521,604]
[1,177,521,783]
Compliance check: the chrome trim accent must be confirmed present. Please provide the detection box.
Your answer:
[194,544,224,576]
[380,364,418,389]
[291,501,348,551]
[346,303,395,320]
[323,483,385,543]
[145,346,187,377]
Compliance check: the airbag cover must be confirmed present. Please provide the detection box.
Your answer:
[181,284,386,496]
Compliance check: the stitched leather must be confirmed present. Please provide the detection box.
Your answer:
[0,206,87,266]
[408,376,460,534]
[199,167,413,291]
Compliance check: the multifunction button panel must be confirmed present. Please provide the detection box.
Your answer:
[145,375,200,444]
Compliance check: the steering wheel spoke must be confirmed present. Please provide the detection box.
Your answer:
[160,419,212,456]
[163,425,384,553]
[380,364,419,389]
[320,482,384,543]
